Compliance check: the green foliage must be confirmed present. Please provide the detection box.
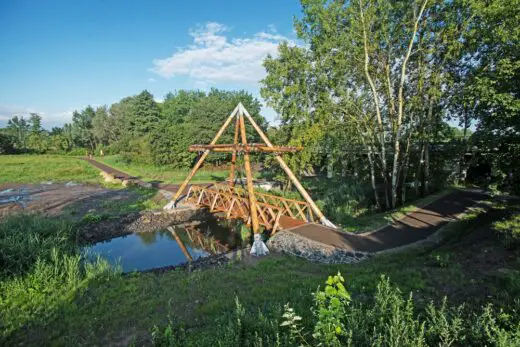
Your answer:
[80,212,109,224]
[149,88,265,167]
[312,272,351,346]
[5,115,31,150]
[425,298,465,346]
[151,316,187,347]
[0,214,75,278]
[0,132,16,154]
[429,253,451,268]
[316,180,370,225]
[0,250,116,339]
[72,106,96,150]
[0,214,119,341]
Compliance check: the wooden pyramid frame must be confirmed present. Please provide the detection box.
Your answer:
[169,103,336,232]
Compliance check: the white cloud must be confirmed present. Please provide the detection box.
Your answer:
[148,78,157,83]
[0,104,74,129]
[150,22,291,86]
[0,104,38,127]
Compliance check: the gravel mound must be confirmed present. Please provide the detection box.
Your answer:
[268,230,371,264]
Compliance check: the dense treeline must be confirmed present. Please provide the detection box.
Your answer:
[0,89,267,167]
[261,0,520,205]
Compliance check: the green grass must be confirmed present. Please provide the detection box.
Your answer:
[493,204,520,248]
[0,155,101,185]
[0,214,118,340]
[98,155,229,184]
[2,203,519,345]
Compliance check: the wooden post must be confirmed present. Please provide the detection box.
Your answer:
[239,110,260,234]
[170,104,240,206]
[229,115,240,189]
[239,103,336,228]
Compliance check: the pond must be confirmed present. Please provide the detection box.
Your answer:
[84,219,244,272]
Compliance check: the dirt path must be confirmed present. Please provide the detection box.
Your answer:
[286,189,488,253]
[84,157,198,195]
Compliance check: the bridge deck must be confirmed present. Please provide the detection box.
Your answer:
[277,215,307,230]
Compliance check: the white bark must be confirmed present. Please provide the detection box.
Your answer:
[390,0,429,208]
[358,0,390,208]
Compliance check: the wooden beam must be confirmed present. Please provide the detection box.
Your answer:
[167,227,193,262]
[239,103,337,228]
[229,116,240,189]
[170,104,240,206]
[188,144,301,153]
[239,111,260,234]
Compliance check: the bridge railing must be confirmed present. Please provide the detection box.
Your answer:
[185,184,312,233]
[212,184,317,223]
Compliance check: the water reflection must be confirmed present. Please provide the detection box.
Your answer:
[84,219,243,272]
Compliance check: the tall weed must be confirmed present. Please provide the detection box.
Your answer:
[151,274,520,347]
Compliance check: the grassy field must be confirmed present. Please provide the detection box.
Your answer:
[98,155,229,184]
[1,155,519,345]
[1,204,519,345]
[0,155,101,185]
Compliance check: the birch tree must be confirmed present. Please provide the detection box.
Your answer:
[262,0,474,209]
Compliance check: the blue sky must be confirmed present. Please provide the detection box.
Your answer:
[0,0,302,128]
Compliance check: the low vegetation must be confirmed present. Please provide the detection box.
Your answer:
[493,205,520,249]
[0,214,118,340]
[151,274,520,346]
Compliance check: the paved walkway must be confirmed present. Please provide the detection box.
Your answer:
[287,189,487,253]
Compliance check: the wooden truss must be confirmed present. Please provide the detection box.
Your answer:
[184,184,314,235]
[170,103,336,233]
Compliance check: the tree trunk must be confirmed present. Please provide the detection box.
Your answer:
[416,142,425,195]
[401,133,412,204]
[424,142,430,194]
[391,0,429,208]
[359,0,388,208]
[366,144,381,210]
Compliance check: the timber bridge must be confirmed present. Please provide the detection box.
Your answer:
[84,103,486,255]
